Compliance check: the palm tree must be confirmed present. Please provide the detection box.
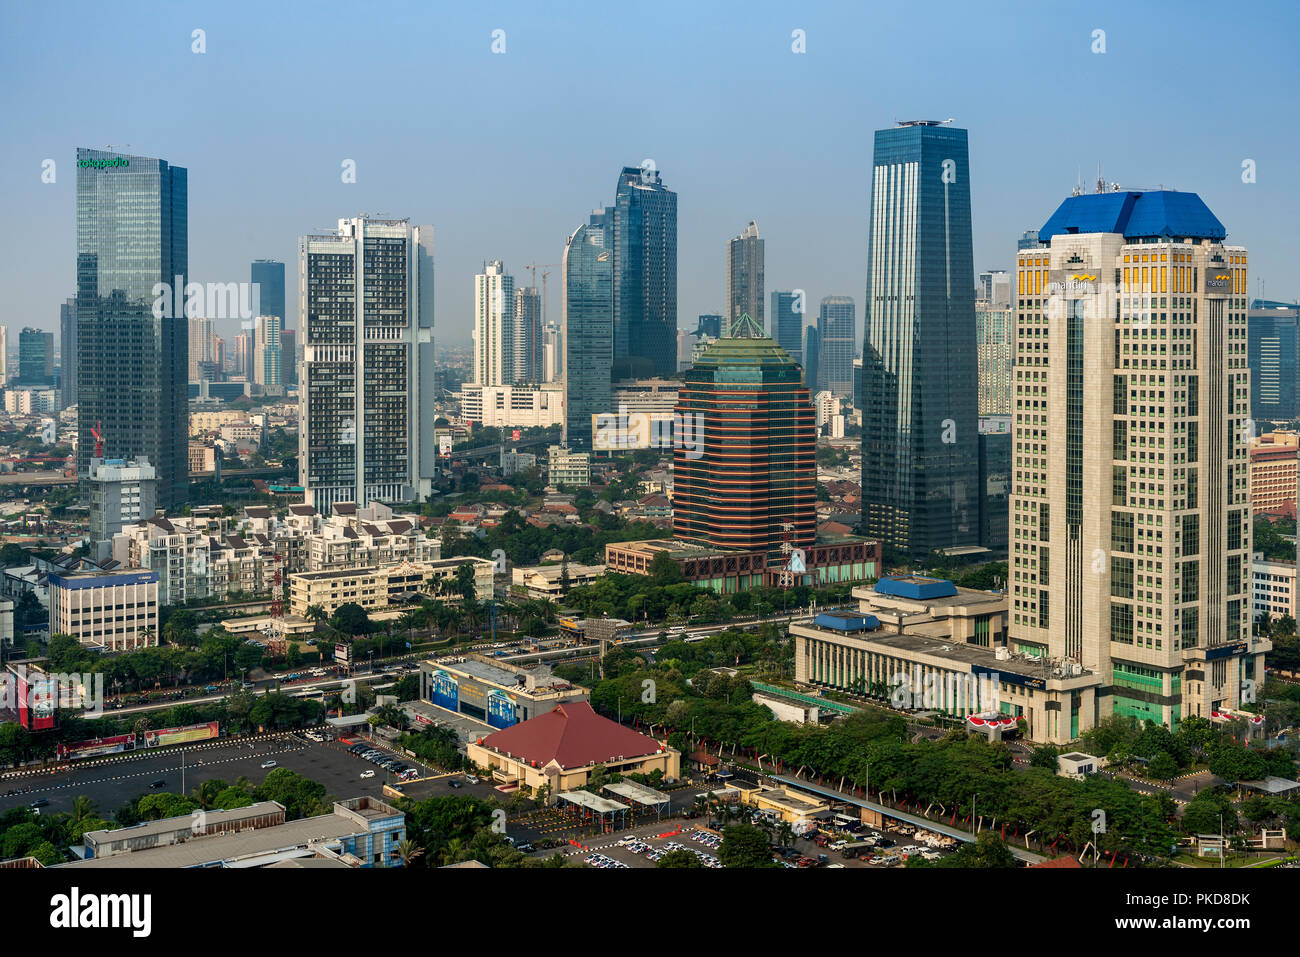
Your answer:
[439,838,469,866]
[305,605,328,627]
[395,838,424,867]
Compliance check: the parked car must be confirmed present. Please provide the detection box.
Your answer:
[360,770,375,779]
[448,779,463,788]
[147,781,166,790]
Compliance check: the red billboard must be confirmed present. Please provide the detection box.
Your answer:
[7,665,56,732]
[57,733,137,760]
[144,720,219,748]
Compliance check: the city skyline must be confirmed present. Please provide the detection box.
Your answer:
[4,4,1297,353]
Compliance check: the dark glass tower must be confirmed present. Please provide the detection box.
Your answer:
[771,291,803,365]
[817,296,855,397]
[1248,302,1299,422]
[60,297,77,408]
[861,122,978,558]
[76,147,189,510]
[674,315,816,556]
[802,325,820,394]
[18,328,54,386]
[609,166,677,378]
[562,212,613,451]
[251,259,286,325]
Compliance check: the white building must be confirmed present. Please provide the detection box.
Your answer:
[548,445,590,488]
[254,314,283,391]
[473,260,515,387]
[4,388,57,415]
[88,456,157,550]
[459,384,564,430]
[48,569,159,651]
[1253,553,1296,622]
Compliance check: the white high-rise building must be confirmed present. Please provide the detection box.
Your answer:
[188,316,214,380]
[473,260,515,386]
[1011,188,1267,738]
[514,286,542,384]
[253,314,283,389]
[542,322,563,383]
[299,217,435,513]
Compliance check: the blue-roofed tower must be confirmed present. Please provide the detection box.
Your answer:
[1010,187,1266,737]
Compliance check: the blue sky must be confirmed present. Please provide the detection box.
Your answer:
[2,0,1298,349]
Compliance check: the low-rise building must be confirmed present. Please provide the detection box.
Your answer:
[1251,433,1298,517]
[605,537,881,592]
[547,445,590,488]
[510,562,604,600]
[1253,553,1296,621]
[421,654,588,728]
[48,568,159,651]
[467,701,680,792]
[288,557,495,618]
[460,384,565,429]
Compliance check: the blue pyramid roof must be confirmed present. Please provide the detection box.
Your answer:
[1039,190,1225,242]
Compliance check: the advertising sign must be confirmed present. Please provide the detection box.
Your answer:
[334,642,351,665]
[144,721,219,748]
[57,733,137,760]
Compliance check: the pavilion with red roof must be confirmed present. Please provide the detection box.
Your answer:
[467,701,681,794]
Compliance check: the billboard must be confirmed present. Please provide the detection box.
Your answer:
[144,720,219,748]
[334,642,351,665]
[7,665,57,732]
[57,733,137,760]
[438,435,453,456]
[591,411,675,452]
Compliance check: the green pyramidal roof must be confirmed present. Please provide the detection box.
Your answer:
[688,313,803,383]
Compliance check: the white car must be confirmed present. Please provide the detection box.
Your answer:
[261,760,277,769]
[360,770,375,779]
[829,840,848,851]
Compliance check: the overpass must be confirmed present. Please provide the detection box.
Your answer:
[767,772,1046,865]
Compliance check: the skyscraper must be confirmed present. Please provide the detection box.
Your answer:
[299,217,435,513]
[251,260,286,327]
[60,297,76,409]
[816,296,855,398]
[562,212,612,451]
[542,322,562,383]
[19,328,54,386]
[281,328,297,387]
[861,122,978,557]
[473,261,515,387]
[976,299,1013,415]
[254,314,283,390]
[1248,301,1300,423]
[770,291,803,366]
[514,286,543,384]
[802,325,819,395]
[726,221,764,336]
[232,332,251,379]
[1012,188,1265,732]
[610,165,677,378]
[673,314,816,555]
[977,269,1011,308]
[76,147,189,510]
[188,316,214,381]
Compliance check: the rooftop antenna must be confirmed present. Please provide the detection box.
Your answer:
[1096,162,1105,194]
[1071,166,1084,197]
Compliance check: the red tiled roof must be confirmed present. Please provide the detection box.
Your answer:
[1030,855,1083,868]
[478,701,665,770]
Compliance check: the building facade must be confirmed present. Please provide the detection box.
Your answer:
[562,214,612,451]
[459,384,564,430]
[59,297,76,409]
[610,165,677,378]
[726,221,764,336]
[861,122,979,558]
[673,315,815,556]
[1250,432,1298,517]
[473,260,515,387]
[770,290,803,366]
[298,217,435,513]
[75,148,189,511]
[1010,187,1266,730]
[88,456,157,547]
[514,286,543,385]
[976,299,1013,416]
[48,569,159,651]
[1248,301,1299,423]
[816,296,855,398]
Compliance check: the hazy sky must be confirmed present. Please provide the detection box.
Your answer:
[3,0,1298,351]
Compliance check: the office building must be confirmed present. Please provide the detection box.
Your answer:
[473,260,515,387]
[861,122,979,558]
[817,296,855,398]
[1253,555,1296,622]
[232,332,251,380]
[1248,301,1299,423]
[542,322,562,382]
[802,325,819,394]
[770,291,803,366]
[298,217,435,513]
[696,314,723,340]
[48,568,159,651]
[459,384,564,429]
[420,655,589,730]
[610,165,677,378]
[88,455,157,548]
[251,259,285,327]
[59,297,76,408]
[976,299,1013,415]
[977,415,1010,556]
[1250,431,1298,517]
[1010,187,1267,732]
[977,269,1012,308]
[726,220,764,336]
[254,314,283,390]
[288,558,494,618]
[674,314,815,556]
[18,328,54,386]
[4,388,57,415]
[281,328,296,387]
[548,445,590,487]
[0,326,7,386]
[562,213,612,451]
[514,286,543,384]
[676,328,699,372]
[75,147,189,510]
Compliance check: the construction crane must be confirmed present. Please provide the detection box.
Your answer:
[91,421,104,458]
[520,262,562,381]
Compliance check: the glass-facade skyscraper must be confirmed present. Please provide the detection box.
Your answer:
[861,122,979,558]
[726,221,764,336]
[562,212,613,451]
[771,291,803,366]
[817,296,855,398]
[1248,301,1300,423]
[802,325,819,395]
[609,166,677,378]
[251,259,285,327]
[18,328,54,386]
[60,297,77,409]
[76,147,189,510]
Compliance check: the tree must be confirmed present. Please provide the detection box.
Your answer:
[718,822,778,868]
[1147,751,1179,781]
[650,551,685,586]
[922,832,1018,868]
[657,848,704,868]
[396,838,425,867]
[305,605,328,625]
[331,602,373,636]
[1029,745,1060,771]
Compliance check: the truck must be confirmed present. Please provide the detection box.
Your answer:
[840,841,873,859]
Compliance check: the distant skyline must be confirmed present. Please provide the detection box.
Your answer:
[3,1,1299,353]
